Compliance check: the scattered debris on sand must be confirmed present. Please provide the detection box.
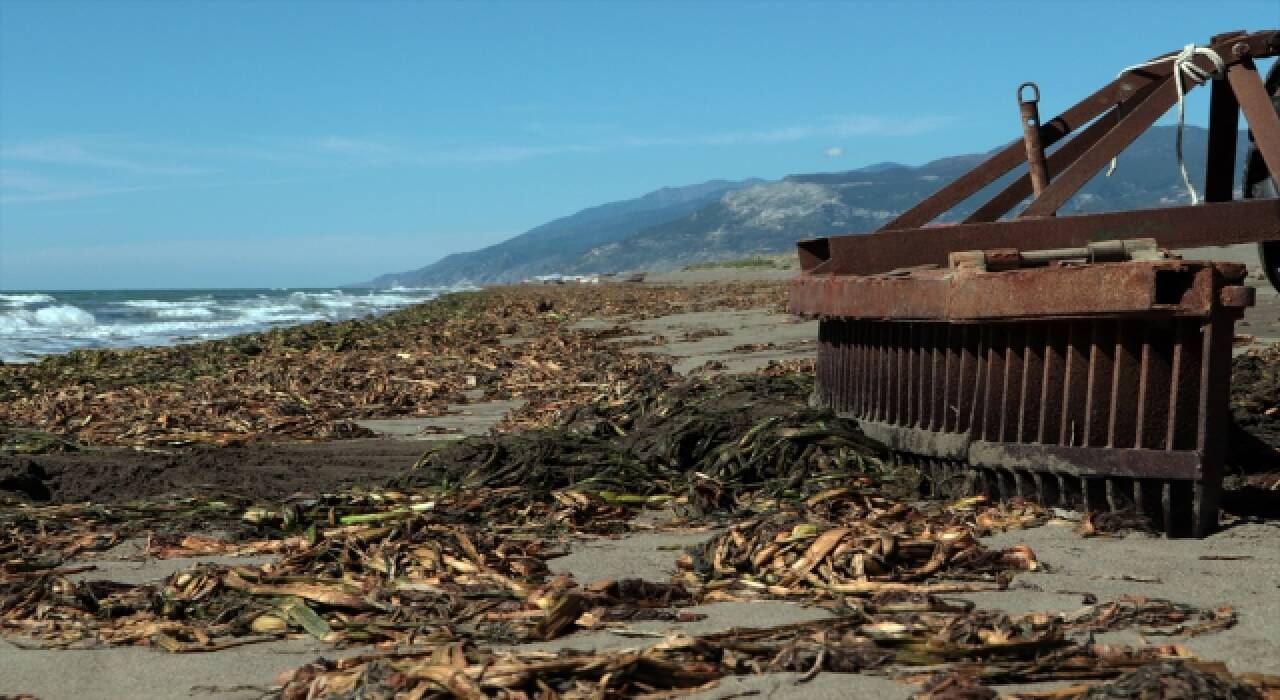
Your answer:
[3,286,1279,698]
[0,284,785,448]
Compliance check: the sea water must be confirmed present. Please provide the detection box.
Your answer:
[0,287,463,363]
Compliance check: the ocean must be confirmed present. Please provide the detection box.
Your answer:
[0,287,464,363]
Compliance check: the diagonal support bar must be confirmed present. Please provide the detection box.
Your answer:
[1021,76,1177,217]
[879,72,1171,231]
[966,79,1165,222]
[1229,57,1280,184]
[881,31,1280,230]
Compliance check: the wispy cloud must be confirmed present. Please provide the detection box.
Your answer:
[0,167,321,205]
[0,113,950,204]
[316,136,393,157]
[620,115,950,149]
[406,114,951,165]
[2,231,517,288]
[429,143,603,164]
[0,140,207,175]
[0,169,161,205]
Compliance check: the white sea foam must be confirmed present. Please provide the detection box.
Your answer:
[153,307,217,319]
[0,293,57,306]
[0,305,97,333]
[0,286,457,363]
[118,299,221,320]
[121,299,191,309]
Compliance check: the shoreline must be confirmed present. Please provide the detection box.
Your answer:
[1,280,796,499]
[0,286,464,364]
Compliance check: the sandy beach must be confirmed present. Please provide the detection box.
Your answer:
[3,265,1279,699]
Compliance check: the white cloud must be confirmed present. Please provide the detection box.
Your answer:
[0,140,206,175]
[615,114,948,151]
[0,232,516,288]
[0,168,160,205]
[0,167,319,205]
[317,136,392,156]
[0,113,951,205]
[320,114,952,165]
[430,143,603,164]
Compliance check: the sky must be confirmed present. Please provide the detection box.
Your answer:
[1,0,1278,289]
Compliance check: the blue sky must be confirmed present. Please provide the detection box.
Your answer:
[1,0,1277,289]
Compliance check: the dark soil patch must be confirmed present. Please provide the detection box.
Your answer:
[0,438,425,504]
[1231,347,1280,459]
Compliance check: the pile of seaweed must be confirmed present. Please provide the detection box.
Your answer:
[397,369,888,512]
[1229,346,1280,490]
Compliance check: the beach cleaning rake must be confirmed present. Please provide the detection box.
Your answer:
[791,30,1280,536]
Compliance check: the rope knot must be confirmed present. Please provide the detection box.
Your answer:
[1106,42,1227,205]
[1173,43,1225,85]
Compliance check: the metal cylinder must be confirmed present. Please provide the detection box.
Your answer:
[1018,82,1051,198]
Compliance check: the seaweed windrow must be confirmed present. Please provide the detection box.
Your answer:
[399,370,886,511]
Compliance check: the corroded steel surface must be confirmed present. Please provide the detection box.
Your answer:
[791,32,1280,536]
[795,243,1260,542]
[877,29,1280,233]
[797,199,1280,276]
[806,262,1247,537]
[791,259,1250,321]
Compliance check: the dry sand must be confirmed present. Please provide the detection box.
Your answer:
[6,257,1280,699]
[957,522,1280,677]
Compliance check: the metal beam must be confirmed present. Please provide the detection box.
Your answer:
[1229,57,1280,185]
[966,79,1164,223]
[879,72,1168,231]
[806,198,1280,276]
[878,31,1280,230]
[1021,76,1178,217]
[1204,77,1240,202]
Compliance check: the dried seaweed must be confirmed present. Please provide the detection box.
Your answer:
[0,284,785,448]
[270,597,1265,699]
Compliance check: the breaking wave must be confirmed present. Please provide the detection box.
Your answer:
[0,305,98,333]
[0,293,57,307]
[0,287,461,362]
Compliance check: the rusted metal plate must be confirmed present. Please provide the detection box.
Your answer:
[803,258,1249,537]
[791,259,1247,321]
[967,442,1205,480]
[799,199,1280,276]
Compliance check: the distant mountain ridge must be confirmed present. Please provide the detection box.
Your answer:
[367,179,762,287]
[367,126,1246,286]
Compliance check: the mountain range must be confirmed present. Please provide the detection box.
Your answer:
[366,126,1251,287]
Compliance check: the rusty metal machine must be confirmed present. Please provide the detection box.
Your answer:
[790,30,1280,537]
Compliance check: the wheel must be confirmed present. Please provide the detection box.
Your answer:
[1246,59,1280,291]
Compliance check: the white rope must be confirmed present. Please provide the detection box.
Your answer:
[1105,43,1225,204]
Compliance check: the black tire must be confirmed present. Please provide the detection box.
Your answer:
[1246,60,1280,291]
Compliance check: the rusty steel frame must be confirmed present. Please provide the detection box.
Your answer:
[791,30,1280,537]
[804,259,1251,538]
